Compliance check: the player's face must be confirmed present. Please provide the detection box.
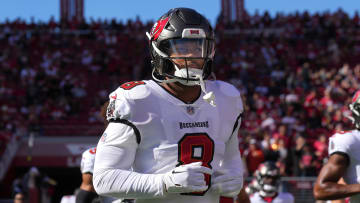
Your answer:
[167,39,205,69]
[262,175,278,186]
[14,193,25,203]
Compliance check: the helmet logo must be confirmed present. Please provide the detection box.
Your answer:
[182,28,206,38]
[190,30,200,35]
[352,90,360,103]
[150,17,169,41]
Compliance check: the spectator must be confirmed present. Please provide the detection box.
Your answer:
[299,144,318,176]
[245,139,265,175]
[14,192,27,203]
[287,134,306,176]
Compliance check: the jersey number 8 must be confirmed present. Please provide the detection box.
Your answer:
[178,133,214,196]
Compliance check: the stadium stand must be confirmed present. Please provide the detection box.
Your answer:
[0,9,360,201]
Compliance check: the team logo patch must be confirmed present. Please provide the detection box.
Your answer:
[190,30,200,35]
[106,100,116,119]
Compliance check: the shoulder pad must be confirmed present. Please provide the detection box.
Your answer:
[106,81,151,121]
[211,80,243,112]
[331,130,355,138]
[118,81,150,100]
[215,80,240,97]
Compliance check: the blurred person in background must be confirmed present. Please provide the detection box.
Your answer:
[13,192,27,203]
[12,166,57,203]
[77,146,126,203]
[76,147,99,203]
[286,134,306,176]
[249,161,294,203]
[245,139,265,175]
[298,144,318,176]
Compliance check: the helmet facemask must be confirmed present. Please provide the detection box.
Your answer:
[153,37,215,86]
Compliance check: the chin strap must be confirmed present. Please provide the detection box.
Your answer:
[152,68,216,107]
[259,184,278,197]
[259,189,277,198]
[197,75,216,107]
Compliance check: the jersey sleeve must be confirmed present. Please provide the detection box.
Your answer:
[106,88,132,121]
[93,114,165,199]
[328,132,355,156]
[80,147,96,174]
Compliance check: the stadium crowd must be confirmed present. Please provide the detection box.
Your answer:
[1,9,360,179]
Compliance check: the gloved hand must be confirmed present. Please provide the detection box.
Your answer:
[210,169,243,197]
[162,162,213,193]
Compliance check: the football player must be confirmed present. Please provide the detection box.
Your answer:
[93,7,244,203]
[314,90,360,202]
[249,162,294,203]
[244,177,260,196]
[76,147,99,203]
[77,146,126,203]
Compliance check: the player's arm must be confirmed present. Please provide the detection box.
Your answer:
[79,173,95,192]
[93,122,163,199]
[313,153,360,200]
[93,121,212,199]
[77,173,98,203]
[77,148,98,203]
[331,178,348,203]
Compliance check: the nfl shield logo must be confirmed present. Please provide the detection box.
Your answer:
[100,133,107,142]
[186,106,195,115]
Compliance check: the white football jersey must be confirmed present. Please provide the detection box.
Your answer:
[249,192,294,203]
[94,80,244,203]
[80,147,96,174]
[328,130,360,202]
[60,195,75,203]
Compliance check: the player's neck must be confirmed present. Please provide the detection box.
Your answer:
[161,82,201,104]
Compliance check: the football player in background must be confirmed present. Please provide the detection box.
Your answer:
[93,7,244,203]
[244,178,260,196]
[314,90,360,202]
[77,146,126,203]
[76,147,99,203]
[249,161,294,203]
